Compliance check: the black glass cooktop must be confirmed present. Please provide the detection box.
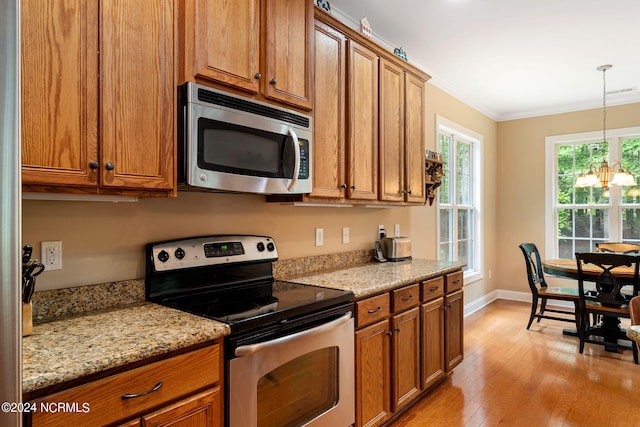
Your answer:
[160,280,353,334]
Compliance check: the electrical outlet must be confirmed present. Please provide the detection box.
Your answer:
[315,228,324,246]
[378,224,386,239]
[394,224,401,237]
[342,227,350,244]
[41,241,62,271]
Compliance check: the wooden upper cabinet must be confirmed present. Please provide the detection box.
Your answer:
[181,0,313,110]
[21,0,175,196]
[100,0,175,191]
[263,0,314,109]
[21,0,99,188]
[404,73,426,203]
[310,21,346,198]
[379,59,405,202]
[187,0,260,93]
[347,40,379,201]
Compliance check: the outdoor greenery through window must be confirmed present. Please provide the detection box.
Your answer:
[437,116,482,280]
[551,127,640,258]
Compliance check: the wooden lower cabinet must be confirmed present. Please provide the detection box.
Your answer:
[354,285,420,427]
[445,289,464,372]
[354,272,464,427]
[29,343,223,427]
[391,307,421,411]
[421,297,445,390]
[355,320,391,427]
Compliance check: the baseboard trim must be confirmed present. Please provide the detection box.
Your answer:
[464,289,575,318]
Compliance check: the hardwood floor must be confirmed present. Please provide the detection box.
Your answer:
[389,300,640,426]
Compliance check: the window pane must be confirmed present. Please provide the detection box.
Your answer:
[558,209,574,238]
[622,208,640,240]
[439,134,451,205]
[440,208,453,261]
[456,142,471,205]
[558,238,573,258]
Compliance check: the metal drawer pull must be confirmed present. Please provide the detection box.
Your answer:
[402,295,414,301]
[121,382,163,400]
[235,312,352,357]
[429,286,439,292]
[368,307,382,314]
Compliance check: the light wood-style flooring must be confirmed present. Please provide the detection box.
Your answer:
[390,300,640,426]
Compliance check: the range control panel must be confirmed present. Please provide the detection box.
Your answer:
[149,235,278,272]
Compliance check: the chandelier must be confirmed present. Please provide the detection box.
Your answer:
[574,65,636,189]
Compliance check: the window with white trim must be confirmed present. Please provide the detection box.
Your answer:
[437,116,483,282]
[545,126,640,258]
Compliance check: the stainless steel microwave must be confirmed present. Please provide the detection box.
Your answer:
[178,83,312,194]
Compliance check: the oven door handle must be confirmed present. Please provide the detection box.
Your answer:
[286,127,300,192]
[235,311,352,357]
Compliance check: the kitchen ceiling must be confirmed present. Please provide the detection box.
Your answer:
[327,0,640,121]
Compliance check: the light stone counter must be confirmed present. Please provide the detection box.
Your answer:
[291,259,466,298]
[23,302,229,394]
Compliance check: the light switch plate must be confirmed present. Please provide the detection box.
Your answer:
[315,228,324,246]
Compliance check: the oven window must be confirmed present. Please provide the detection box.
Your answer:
[257,347,339,427]
[198,118,285,177]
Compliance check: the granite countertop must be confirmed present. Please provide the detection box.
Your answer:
[291,258,466,298]
[23,302,229,394]
[23,258,463,395]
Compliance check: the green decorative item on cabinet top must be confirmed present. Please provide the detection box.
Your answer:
[394,47,408,61]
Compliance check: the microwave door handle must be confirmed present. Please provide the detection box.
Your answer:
[286,128,301,192]
[234,311,352,357]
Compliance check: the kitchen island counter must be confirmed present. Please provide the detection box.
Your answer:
[22,302,229,394]
[290,258,466,298]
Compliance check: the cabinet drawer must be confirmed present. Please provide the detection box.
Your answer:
[392,284,420,312]
[445,271,463,293]
[31,344,221,427]
[421,277,444,302]
[356,293,391,328]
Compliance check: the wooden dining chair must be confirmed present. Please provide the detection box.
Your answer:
[575,252,639,363]
[519,243,580,330]
[595,242,640,254]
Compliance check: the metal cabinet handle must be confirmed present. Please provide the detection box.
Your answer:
[89,161,99,170]
[105,162,115,171]
[350,185,356,190]
[255,72,262,80]
[368,306,382,314]
[402,295,414,301]
[286,128,300,192]
[341,184,347,189]
[270,78,277,85]
[429,286,439,292]
[395,327,401,332]
[407,190,413,195]
[386,331,393,336]
[121,382,163,400]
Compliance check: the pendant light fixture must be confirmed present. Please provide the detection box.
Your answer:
[574,65,636,189]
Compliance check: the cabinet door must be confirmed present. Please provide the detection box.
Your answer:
[391,307,420,412]
[404,73,426,203]
[379,59,404,202]
[141,388,221,427]
[347,40,378,201]
[445,290,464,372]
[100,0,175,192]
[421,297,445,390]
[263,0,313,109]
[355,320,391,427]
[21,0,99,188]
[310,21,346,198]
[188,0,260,93]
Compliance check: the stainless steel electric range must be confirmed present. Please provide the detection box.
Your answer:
[145,235,355,427]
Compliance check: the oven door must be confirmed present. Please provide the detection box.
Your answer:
[228,310,355,427]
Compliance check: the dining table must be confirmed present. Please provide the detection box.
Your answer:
[542,258,637,353]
